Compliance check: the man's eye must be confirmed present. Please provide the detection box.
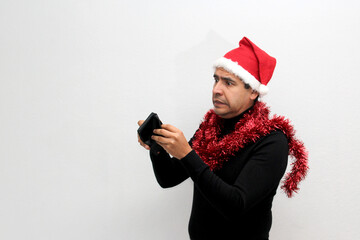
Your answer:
[226,81,232,86]
[214,78,219,82]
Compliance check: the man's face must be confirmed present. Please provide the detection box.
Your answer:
[212,68,258,119]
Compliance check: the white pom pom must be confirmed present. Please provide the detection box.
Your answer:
[258,84,269,96]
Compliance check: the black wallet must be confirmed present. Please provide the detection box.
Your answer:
[137,112,163,147]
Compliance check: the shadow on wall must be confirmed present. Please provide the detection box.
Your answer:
[175,30,233,86]
[172,31,234,119]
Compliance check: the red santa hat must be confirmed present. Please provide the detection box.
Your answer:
[213,37,276,96]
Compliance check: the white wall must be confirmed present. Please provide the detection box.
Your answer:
[1,0,360,239]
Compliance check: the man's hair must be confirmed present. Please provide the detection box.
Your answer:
[242,81,259,103]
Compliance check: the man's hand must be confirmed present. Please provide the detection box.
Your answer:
[152,124,192,160]
[137,120,150,150]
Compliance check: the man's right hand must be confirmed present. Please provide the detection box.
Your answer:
[137,120,151,150]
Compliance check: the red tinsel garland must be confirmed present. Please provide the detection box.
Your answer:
[191,102,309,197]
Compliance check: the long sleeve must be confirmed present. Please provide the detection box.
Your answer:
[181,131,288,220]
[149,143,189,188]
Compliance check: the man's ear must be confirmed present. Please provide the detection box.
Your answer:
[250,90,259,100]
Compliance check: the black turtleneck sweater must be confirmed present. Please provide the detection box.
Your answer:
[149,110,288,240]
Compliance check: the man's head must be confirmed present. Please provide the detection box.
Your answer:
[212,67,259,119]
[212,37,276,116]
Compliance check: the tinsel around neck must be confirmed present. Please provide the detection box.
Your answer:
[191,102,309,197]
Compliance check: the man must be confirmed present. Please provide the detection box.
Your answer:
[138,37,308,240]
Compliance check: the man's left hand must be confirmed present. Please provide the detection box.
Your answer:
[152,124,192,160]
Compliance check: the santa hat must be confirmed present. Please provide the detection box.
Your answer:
[213,37,276,96]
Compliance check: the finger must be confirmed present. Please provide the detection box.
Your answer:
[153,128,174,138]
[137,120,144,126]
[138,140,150,150]
[140,142,150,150]
[137,134,150,150]
[161,124,179,133]
[152,135,171,145]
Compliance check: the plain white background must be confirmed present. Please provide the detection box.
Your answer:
[1,0,360,239]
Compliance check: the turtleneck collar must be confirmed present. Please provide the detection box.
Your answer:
[220,103,256,137]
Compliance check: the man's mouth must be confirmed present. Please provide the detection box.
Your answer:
[213,100,227,106]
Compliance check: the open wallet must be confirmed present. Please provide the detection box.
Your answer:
[137,112,163,148]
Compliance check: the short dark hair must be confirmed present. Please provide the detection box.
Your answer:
[242,81,259,103]
[242,80,259,102]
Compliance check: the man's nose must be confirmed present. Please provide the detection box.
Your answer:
[213,82,223,96]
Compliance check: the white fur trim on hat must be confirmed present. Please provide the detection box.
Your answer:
[213,57,269,96]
